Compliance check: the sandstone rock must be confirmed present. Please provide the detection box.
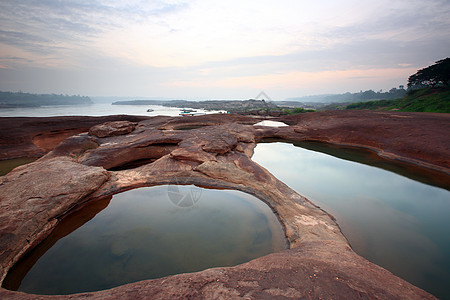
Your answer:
[279,110,450,171]
[81,143,177,170]
[0,157,109,283]
[42,133,99,160]
[201,132,238,154]
[234,142,255,157]
[89,121,137,138]
[0,112,446,299]
[0,115,150,160]
[79,130,181,170]
[157,113,259,130]
[194,161,254,184]
[170,147,216,163]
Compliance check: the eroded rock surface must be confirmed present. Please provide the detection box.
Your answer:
[278,110,450,172]
[0,157,109,283]
[0,115,150,160]
[1,111,448,299]
[88,121,137,138]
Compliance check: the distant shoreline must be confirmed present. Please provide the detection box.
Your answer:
[0,91,93,108]
[0,103,93,109]
[112,99,281,115]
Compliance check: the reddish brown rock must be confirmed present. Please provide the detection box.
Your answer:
[194,160,252,184]
[32,128,90,153]
[201,132,238,154]
[170,148,217,163]
[88,121,137,138]
[79,130,182,170]
[157,113,259,131]
[0,115,150,160]
[0,111,447,299]
[0,157,109,283]
[278,110,450,172]
[43,133,99,159]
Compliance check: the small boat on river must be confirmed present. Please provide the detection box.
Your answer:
[179,108,197,116]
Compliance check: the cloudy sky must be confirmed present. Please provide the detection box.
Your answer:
[0,0,449,100]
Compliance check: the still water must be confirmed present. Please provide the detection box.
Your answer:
[8,185,286,295]
[0,103,220,117]
[0,158,36,176]
[252,142,450,299]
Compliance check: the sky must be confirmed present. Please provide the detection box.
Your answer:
[0,0,449,100]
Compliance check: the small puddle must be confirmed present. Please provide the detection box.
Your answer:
[0,158,37,176]
[4,185,286,295]
[173,124,210,130]
[253,120,289,127]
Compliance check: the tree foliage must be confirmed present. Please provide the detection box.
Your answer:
[407,58,450,89]
[0,91,92,108]
[283,107,315,114]
[345,88,450,113]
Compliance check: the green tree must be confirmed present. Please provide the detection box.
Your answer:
[407,58,450,89]
[360,89,377,100]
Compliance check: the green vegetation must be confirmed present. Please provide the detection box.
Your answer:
[346,58,450,113]
[0,91,93,108]
[408,58,450,89]
[285,87,407,104]
[283,107,315,114]
[346,87,450,113]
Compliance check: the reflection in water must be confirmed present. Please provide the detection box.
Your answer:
[252,142,450,299]
[7,186,285,295]
[0,158,37,176]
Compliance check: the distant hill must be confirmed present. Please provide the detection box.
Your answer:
[92,96,174,104]
[286,88,407,104]
[112,100,169,105]
[0,91,93,108]
[162,99,279,112]
[112,99,281,114]
[345,88,450,113]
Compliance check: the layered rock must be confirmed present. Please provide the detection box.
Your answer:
[0,115,150,160]
[278,110,450,172]
[88,121,137,138]
[0,111,448,299]
[0,158,109,283]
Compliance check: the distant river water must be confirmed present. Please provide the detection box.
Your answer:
[0,103,220,117]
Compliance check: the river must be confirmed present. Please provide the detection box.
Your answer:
[0,103,220,117]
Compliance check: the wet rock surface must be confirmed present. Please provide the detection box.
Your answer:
[1,111,448,299]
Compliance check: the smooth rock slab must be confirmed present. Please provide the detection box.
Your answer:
[0,157,109,283]
[89,121,137,138]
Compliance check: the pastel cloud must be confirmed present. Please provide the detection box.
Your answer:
[0,0,449,98]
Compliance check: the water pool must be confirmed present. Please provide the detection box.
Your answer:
[4,185,286,295]
[252,142,450,299]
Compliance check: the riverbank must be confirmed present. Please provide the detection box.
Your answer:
[279,111,450,175]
